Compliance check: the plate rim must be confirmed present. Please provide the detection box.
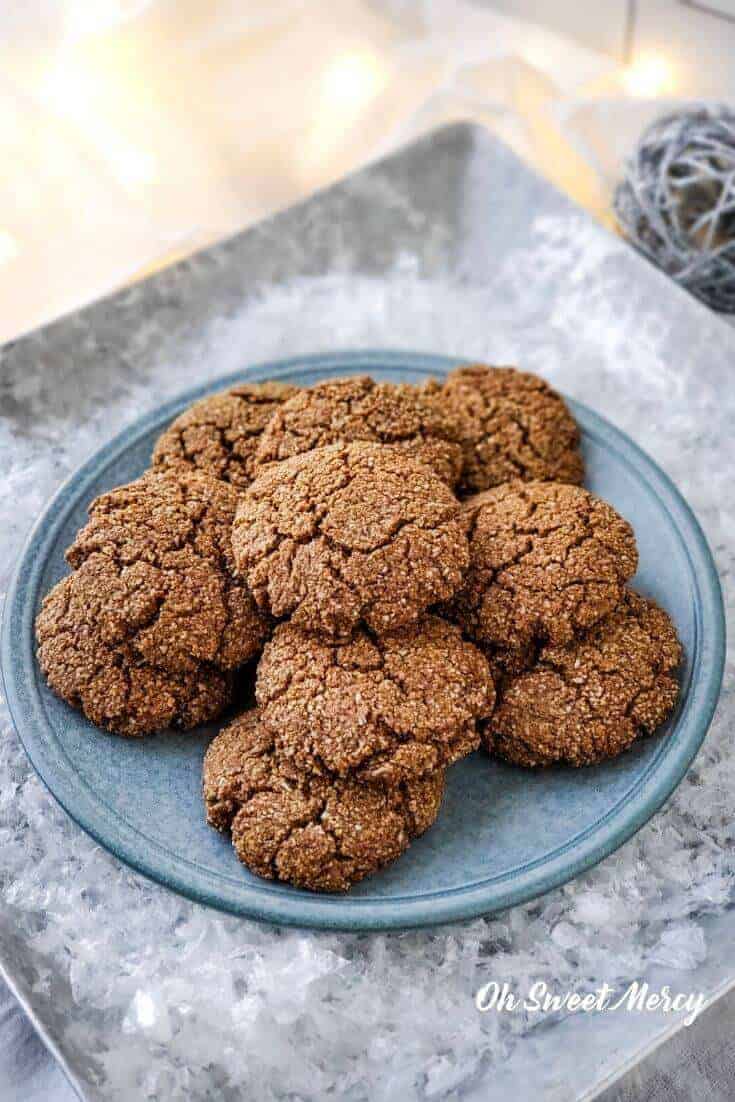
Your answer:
[1,349,726,931]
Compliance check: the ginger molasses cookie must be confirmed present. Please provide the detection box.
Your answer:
[255,615,494,785]
[255,374,464,487]
[203,709,445,892]
[233,442,469,638]
[36,553,230,737]
[66,468,268,673]
[152,381,299,489]
[426,363,583,495]
[445,481,638,663]
[484,590,682,767]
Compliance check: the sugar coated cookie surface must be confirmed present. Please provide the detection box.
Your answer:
[255,615,494,785]
[484,590,682,766]
[445,481,638,658]
[66,468,268,672]
[203,709,445,892]
[233,442,469,637]
[36,553,230,736]
[152,381,299,489]
[426,363,583,495]
[256,374,464,487]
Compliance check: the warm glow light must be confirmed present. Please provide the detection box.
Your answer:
[65,0,153,39]
[319,50,385,110]
[109,147,156,192]
[623,54,675,97]
[0,231,19,266]
[295,47,389,184]
[40,63,90,115]
[39,56,156,197]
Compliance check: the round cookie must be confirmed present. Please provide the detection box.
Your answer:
[484,590,682,767]
[152,381,299,489]
[445,481,638,661]
[203,709,445,892]
[425,363,583,494]
[255,615,494,785]
[36,553,230,736]
[255,375,464,487]
[66,467,269,673]
[233,442,469,638]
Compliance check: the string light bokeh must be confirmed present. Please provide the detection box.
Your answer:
[0,0,713,343]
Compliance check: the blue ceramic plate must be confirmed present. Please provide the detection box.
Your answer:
[2,351,725,931]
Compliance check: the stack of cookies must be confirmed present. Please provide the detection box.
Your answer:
[36,366,682,893]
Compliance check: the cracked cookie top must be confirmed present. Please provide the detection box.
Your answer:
[255,375,464,487]
[152,381,300,489]
[233,442,470,637]
[36,553,230,736]
[65,468,269,673]
[484,590,682,766]
[203,708,445,891]
[425,363,583,494]
[255,615,494,784]
[445,481,638,657]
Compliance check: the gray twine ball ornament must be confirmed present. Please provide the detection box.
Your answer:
[614,105,735,312]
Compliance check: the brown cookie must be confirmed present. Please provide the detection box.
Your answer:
[66,467,269,673]
[484,590,682,767]
[425,363,583,494]
[232,442,469,638]
[203,709,445,892]
[36,553,230,736]
[445,482,638,660]
[255,615,494,785]
[152,381,299,489]
[255,375,464,487]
